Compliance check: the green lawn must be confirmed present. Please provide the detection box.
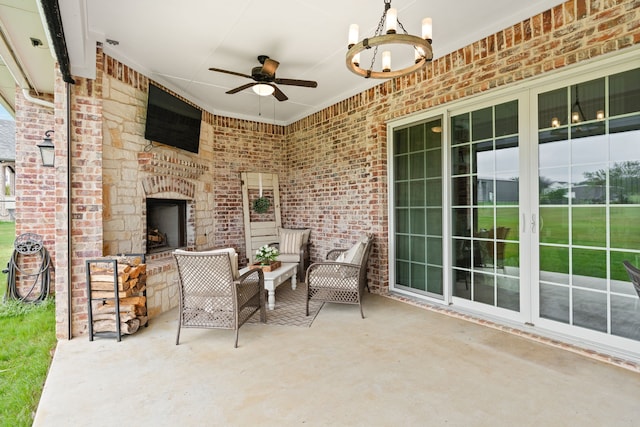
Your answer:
[0,222,56,427]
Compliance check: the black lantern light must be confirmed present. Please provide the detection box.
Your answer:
[37,130,55,167]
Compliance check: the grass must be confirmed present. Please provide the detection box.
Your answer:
[0,222,57,427]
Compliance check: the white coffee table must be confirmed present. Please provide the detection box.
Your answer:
[239,262,297,310]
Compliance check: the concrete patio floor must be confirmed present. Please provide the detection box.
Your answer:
[34,292,640,426]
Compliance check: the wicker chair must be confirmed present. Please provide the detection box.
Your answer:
[173,249,266,348]
[306,234,373,318]
[623,260,640,300]
[269,228,311,281]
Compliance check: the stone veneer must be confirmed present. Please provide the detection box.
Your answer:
[13,0,640,344]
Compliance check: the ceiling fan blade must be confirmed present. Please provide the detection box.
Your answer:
[274,78,318,88]
[272,85,288,101]
[208,67,253,79]
[261,58,280,77]
[226,82,257,94]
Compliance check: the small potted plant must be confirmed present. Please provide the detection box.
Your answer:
[253,245,280,271]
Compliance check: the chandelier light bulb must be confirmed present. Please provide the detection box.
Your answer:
[551,117,560,128]
[572,111,580,123]
[385,8,397,34]
[348,24,359,48]
[422,17,432,41]
[382,51,391,72]
[596,110,605,120]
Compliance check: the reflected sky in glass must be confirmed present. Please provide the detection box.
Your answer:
[0,104,12,121]
[539,130,640,183]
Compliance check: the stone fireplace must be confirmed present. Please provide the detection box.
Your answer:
[104,151,212,318]
[146,198,188,254]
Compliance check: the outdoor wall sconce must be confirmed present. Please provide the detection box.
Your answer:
[37,130,55,167]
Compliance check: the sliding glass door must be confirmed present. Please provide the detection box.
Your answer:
[393,118,443,298]
[388,56,640,355]
[536,67,640,342]
[451,100,522,314]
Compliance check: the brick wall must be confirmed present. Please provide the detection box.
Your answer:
[16,0,636,338]
[13,88,56,300]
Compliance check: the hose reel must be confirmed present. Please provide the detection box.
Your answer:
[3,233,52,303]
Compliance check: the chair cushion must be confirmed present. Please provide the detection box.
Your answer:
[336,241,364,265]
[280,229,305,255]
[279,228,311,245]
[277,253,300,263]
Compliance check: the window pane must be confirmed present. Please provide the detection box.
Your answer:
[571,78,605,122]
[452,145,470,175]
[610,68,640,116]
[573,289,607,332]
[495,100,518,136]
[410,124,425,152]
[394,128,408,154]
[571,164,608,205]
[426,151,441,178]
[409,152,425,179]
[539,87,567,130]
[539,207,569,244]
[427,266,443,294]
[410,208,425,234]
[452,113,470,144]
[426,120,442,149]
[395,154,408,180]
[540,283,569,323]
[572,207,606,247]
[426,207,442,235]
[472,107,493,141]
[396,209,408,233]
[610,207,640,249]
[409,181,425,206]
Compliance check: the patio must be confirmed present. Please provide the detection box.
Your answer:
[33,287,640,426]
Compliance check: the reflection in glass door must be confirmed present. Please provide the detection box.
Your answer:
[393,119,443,297]
[537,68,640,341]
[451,100,521,312]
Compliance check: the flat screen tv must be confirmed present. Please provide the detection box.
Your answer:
[144,83,202,153]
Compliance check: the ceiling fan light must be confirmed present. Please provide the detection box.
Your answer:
[253,84,274,96]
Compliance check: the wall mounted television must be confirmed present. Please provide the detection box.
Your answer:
[144,83,202,153]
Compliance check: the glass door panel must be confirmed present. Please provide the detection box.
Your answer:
[393,118,443,297]
[537,68,640,342]
[451,100,521,311]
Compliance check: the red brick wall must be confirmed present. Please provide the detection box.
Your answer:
[206,112,286,258]
[13,88,56,299]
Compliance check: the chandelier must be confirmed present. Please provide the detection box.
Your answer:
[346,0,433,79]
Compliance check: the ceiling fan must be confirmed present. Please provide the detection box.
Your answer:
[209,55,317,101]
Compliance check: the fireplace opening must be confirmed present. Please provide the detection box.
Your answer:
[146,198,187,253]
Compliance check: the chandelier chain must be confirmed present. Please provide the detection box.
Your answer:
[368,7,389,73]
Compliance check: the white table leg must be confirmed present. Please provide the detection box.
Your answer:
[267,289,276,310]
[291,270,297,290]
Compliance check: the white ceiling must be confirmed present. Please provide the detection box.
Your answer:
[1,0,566,124]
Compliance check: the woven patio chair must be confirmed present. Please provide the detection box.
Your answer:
[269,228,311,281]
[623,260,640,301]
[305,234,373,319]
[173,249,266,348]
